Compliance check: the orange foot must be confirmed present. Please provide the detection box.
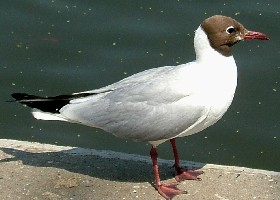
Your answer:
[174,167,204,182]
[158,182,187,200]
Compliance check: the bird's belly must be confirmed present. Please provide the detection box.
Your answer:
[205,94,234,126]
[178,87,236,139]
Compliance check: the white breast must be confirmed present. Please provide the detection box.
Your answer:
[176,27,238,138]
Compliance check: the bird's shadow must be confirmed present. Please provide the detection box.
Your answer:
[0,147,204,186]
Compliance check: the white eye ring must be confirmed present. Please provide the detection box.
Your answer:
[226,26,235,34]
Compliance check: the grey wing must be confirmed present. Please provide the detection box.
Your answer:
[60,65,208,142]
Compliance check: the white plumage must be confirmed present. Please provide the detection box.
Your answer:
[30,26,237,146]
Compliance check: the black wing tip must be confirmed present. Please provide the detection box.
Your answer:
[11,92,97,113]
[11,93,40,101]
[11,92,69,113]
[12,93,26,99]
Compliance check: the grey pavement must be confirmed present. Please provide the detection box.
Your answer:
[0,139,279,200]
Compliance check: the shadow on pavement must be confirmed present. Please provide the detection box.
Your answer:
[0,147,202,185]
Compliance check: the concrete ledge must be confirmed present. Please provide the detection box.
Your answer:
[0,139,279,199]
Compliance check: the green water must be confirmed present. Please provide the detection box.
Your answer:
[1,0,279,171]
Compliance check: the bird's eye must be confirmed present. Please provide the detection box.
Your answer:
[226,26,236,34]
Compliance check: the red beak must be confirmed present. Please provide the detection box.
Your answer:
[244,31,269,40]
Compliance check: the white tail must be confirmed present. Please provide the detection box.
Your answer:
[32,109,68,121]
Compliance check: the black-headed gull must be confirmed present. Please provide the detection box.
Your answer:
[12,15,269,199]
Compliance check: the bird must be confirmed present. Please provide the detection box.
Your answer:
[12,15,269,199]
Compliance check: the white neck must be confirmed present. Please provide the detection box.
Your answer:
[194,26,232,63]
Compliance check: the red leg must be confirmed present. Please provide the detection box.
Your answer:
[150,146,187,200]
[170,138,204,182]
